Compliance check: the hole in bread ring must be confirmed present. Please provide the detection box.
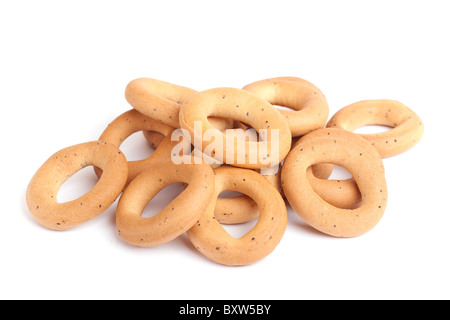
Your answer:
[179,87,292,169]
[26,141,128,231]
[187,167,287,266]
[125,78,233,129]
[143,131,167,150]
[116,160,215,247]
[57,166,99,203]
[327,100,424,158]
[243,77,329,137]
[282,131,388,237]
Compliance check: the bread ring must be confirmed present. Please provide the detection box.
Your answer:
[282,133,388,237]
[96,109,177,185]
[179,87,292,169]
[327,100,424,158]
[243,77,329,137]
[187,167,287,266]
[293,128,384,209]
[125,78,233,130]
[116,160,214,247]
[26,141,128,231]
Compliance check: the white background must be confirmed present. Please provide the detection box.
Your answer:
[1,0,449,300]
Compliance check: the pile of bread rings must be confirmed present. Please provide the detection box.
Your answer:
[26,76,424,266]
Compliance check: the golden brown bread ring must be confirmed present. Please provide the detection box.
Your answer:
[96,109,177,186]
[327,99,424,158]
[282,132,388,237]
[243,77,329,137]
[125,78,233,130]
[179,87,292,169]
[187,167,287,266]
[116,160,215,247]
[293,128,384,209]
[26,141,128,231]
